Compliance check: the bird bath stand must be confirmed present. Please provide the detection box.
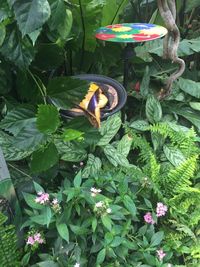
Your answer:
[95,23,168,88]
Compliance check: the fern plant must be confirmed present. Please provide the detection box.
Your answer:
[0,212,20,267]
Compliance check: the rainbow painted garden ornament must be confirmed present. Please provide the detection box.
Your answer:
[95,23,168,43]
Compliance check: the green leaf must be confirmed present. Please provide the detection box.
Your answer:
[37,261,59,267]
[189,102,200,111]
[92,217,97,232]
[101,0,128,25]
[96,248,106,265]
[0,25,6,46]
[31,206,52,227]
[0,27,35,69]
[21,252,31,266]
[33,181,44,193]
[73,171,82,188]
[104,144,130,167]
[47,77,89,110]
[178,78,200,98]
[13,121,47,150]
[30,143,59,173]
[98,113,122,146]
[117,134,133,157]
[55,139,87,162]
[10,0,51,36]
[0,130,32,161]
[129,120,150,131]
[0,1,11,23]
[150,231,164,247]
[146,95,162,123]
[37,104,60,134]
[82,154,102,178]
[0,107,35,136]
[23,192,44,210]
[48,0,72,41]
[62,128,84,142]
[123,195,137,217]
[140,66,150,97]
[163,145,186,167]
[56,222,69,243]
[101,215,112,231]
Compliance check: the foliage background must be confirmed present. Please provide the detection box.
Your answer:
[0,0,200,266]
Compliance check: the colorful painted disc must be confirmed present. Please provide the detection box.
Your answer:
[95,23,168,43]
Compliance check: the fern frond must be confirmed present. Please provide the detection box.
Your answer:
[164,155,198,197]
[149,123,198,158]
[128,131,153,162]
[0,212,20,267]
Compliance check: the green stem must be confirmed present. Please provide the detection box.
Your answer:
[8,163,33,180]
[28,70,47,104]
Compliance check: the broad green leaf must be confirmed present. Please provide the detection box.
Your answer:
[170,107,200,131]
[48,0,72,41]
[140,66,150,97]
[33,181,44,193]
[178,78,200,98]
[96,248,106,265]
[129,120,150,131]
[28,28,42,45]
[144,253,157,266]
[146,95,162,123]
[101,215,112,231]
[31,206,52,227]
[69,225,89,235]
[123,195,137,217]
[30,143,59,173]
[163,145,186,167]
[92,217,97,232]
[0,27,35,69]
[0,25,6,46]
[104,144,130,167]
[150,231,164,247]
[47,77,88,109]
[13,121,48,150]
[82,154,102,178]
[23,192,44,210]
[98,113,121,146]
[21,252,31,266]
[117,134,133,157]
[189,102,200,111]
[55,139,87,162]
[101,0,128,25]
[73,171,82,188]
[37,261,59,267]
[0,130,32,161]
[111,236,123,247]
[10,0,51,36]
[0,107,35,136]
[135,37,200,60]
[0,1,11,23]
[37,105,60,134]
[62,128,84,142]
[72,0,106,52]
[56,222,69,242]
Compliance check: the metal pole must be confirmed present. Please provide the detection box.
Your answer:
[123,43,135,88]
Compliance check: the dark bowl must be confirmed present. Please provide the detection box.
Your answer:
[52,74,127,120]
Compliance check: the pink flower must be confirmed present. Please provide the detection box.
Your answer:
[33,233,41,241]
[144,212,155,224]
[156,202,167,217]
[35,192,49,205]
[157,249,166,261]
[26,236,35,245]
